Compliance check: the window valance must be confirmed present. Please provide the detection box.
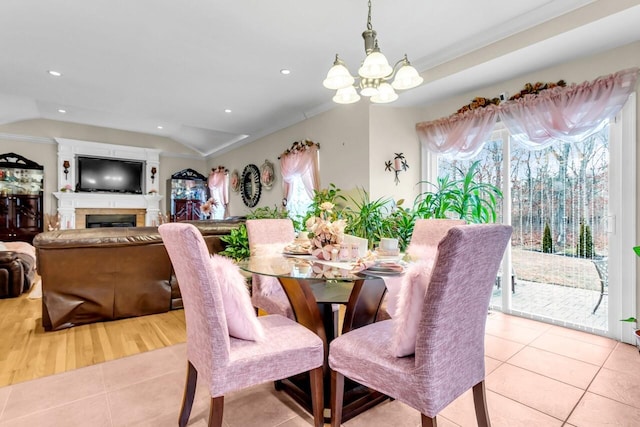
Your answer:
[279,140,320,202]
[416,67,639,156]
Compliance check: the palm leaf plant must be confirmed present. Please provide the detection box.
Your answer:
[383,200,415,252]
[343,188,393,249]
[415,160,502,223]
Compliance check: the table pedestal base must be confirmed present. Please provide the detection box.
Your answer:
[275,276,390,423]
[278,373,389,423]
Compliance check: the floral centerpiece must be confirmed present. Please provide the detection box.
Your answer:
[306,202,346,260]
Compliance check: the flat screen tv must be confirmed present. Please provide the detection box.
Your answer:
[77,156,144,194]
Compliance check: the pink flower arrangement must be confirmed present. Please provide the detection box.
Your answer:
[200,198,217,218]
[306,202,346,260]
[60,184,73,192]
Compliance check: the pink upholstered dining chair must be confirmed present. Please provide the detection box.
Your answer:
[377,218,466,321]
[245,218,296,318]
[330,224,512,427]
[159,223,324,427]
[407,218,467,259]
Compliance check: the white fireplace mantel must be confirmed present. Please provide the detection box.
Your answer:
[54,138,163,229]
[54,192,163,229]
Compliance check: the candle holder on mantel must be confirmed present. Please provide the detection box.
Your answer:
[384,153,408,185]
[62,160,70,180]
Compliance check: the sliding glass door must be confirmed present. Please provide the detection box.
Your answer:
[434,96,635,339]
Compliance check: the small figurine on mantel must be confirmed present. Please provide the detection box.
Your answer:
[385,153,409,185]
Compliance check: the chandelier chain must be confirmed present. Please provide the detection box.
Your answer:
[366,0,372,31]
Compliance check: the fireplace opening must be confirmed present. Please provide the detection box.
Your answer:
[86,214,137,228]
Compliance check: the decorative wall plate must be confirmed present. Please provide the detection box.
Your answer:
[260,159,275,190]
[240,164,261,207]
[230,169,240,193]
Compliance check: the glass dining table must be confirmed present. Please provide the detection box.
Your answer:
[238,254,391,422]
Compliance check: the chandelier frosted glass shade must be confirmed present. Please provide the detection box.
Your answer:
[323,57,355,90]
[358,51,393,79]
[391,60,424,90]
[370,82,398,104]
[333,85,361,104]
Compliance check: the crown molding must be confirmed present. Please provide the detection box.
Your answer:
[0,132,204,160]
[0,132,55,144]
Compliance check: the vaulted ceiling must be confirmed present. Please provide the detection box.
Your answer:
[1,1,639,157]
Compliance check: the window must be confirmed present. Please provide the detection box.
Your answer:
[286,176,313,222]
[209,187,225,219]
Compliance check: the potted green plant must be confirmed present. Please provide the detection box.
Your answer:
[620,317,640,349]
[621,245,640,350]
[219,224,250,261]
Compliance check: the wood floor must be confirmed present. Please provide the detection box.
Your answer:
[0,288,186,387]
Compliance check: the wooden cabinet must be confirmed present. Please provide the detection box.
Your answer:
[167,168,209,222]
[173,199,202,221]
[0,153,44,243]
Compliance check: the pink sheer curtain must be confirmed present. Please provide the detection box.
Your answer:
[499,67,639,148]
[280,144,320,203]
[415,68,639,156]
[415,105,499,160]
[208,169,229,218]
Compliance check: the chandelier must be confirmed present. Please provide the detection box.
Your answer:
[323,0,424,104]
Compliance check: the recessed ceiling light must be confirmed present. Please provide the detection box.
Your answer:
[157,125,163,129]
[48,70,62,77]
[224,109,232,113]
[57,109,66,113]
[280,69,291,75]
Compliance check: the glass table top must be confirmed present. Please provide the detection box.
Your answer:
[237,255,372,282]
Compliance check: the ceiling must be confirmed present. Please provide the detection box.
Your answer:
[1,0,639,157]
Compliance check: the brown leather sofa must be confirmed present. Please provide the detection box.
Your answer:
[33,219,243,331]
[0,250,36,298]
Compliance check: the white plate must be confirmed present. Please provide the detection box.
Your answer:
[362,268,404,276]
[364,263,405,275]
[283,250,311,256]
[375,254,402,261]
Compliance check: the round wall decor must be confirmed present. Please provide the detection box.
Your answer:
[230,169,240,193]
[260,159,275,189]
[240,164,261,207]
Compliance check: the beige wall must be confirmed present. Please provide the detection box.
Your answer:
[209,101,370,216]
[0,119,207,215]
[368,106,423,204]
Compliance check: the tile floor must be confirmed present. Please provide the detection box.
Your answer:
[0,311,639,427]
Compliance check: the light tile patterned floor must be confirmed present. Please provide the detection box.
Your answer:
[0,312,638,427]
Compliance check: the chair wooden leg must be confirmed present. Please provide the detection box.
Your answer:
[330,370,344,427]
[421,414,438,427]
[472,380,492,427]
[309,367,324,427]
[179,361,198,427]
[208,396,224,427]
